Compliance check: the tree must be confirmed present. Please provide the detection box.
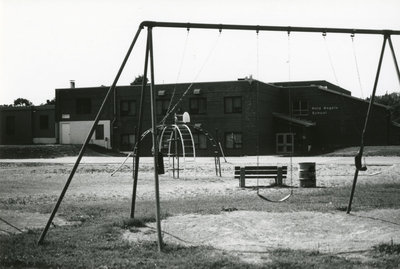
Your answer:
[371,92,400,122]
[46,98,56,105]
[130,75,148,85]
[40,98,55,105]
[13,98,33,107]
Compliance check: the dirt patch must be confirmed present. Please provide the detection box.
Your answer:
[0,209,81,235]
[123,209,400,263]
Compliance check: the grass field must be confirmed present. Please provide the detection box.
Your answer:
[1,146,400,268]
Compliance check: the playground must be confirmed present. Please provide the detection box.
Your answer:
[1,19,399,266]
[1,148,400,267]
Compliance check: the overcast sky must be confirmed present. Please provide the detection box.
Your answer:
[1,0,400,105]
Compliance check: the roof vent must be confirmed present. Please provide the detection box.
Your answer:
[238,75,254,85]
[70,80,75,88]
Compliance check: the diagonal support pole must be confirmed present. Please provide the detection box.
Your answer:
[37,25,143,245]
[347,35,388,214]
[130,27,152,219]
[387,36,400,83]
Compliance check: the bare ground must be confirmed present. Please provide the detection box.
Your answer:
[1,155,399,264]
[123,209,400,263]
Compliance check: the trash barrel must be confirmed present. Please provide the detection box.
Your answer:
[298,162,316,187]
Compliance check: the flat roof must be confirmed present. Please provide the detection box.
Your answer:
[54,79,391,110]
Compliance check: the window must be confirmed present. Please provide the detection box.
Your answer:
[120,100,136,116]
[5,116,15,135]
[121,134,135,148]
[292,100,308,116]
[39,115,49,130]
[225,132,242,149]
[76,98,91,114]
[193,132,207,149]
[276,133,294,154]
[156,99,170,115]
[224,97,242,113]
[189,98,207,114]
[95,124,104,139]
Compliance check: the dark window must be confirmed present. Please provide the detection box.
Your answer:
[120,100,136,116]
[39,115,49,130]
[121,134,135,148]
[76,98,91,114]
[95,124,104,139]
[5,116,15,135]
[156,99,170,115]
[292,100,308,116]
[224,96,242,113]
[189,98,207,114]
[225,132,242,149]
[193,132,207,149]
[276,133,294,154]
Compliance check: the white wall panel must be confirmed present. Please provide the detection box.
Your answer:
[59,120,111,149]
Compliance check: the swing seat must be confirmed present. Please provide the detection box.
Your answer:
[257,191,292,203]
[234,166,287,188]
[355,153,367,171]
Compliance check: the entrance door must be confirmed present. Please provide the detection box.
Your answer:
[276,133,294,154]
[61,123,71,144]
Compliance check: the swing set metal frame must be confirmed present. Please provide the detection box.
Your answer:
[37,21,400,252]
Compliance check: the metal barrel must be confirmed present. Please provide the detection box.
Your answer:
[298,162,316,187]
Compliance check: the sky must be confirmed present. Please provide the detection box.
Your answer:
[1,0,400,105]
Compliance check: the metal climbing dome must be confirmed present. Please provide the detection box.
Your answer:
[159,112,196,178]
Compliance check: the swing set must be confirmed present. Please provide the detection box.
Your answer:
[37,21,400,252]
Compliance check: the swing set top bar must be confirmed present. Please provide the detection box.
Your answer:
[140,21,400,36]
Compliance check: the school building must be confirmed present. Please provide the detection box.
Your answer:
[0,105,56,145]
[53,79,400,156]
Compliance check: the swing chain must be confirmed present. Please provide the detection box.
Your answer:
[287,30,292,81]
[256,29,293,202]
[161,30,221,123]
[350,32,365,98]
[162,28,191,124]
